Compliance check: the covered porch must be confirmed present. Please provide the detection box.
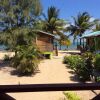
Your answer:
[78,31,100,53]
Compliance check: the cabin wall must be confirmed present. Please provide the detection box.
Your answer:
[86,37,100,50]
[36,33,54,52]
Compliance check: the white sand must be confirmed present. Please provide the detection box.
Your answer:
[0,51,15,60]
[0,51,99,100]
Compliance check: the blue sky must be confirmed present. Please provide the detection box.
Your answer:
[41,0,100,21]
[41,0,100,41]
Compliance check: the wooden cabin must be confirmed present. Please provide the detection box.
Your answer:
[81,31,100,52]
[86,36,100,51]
[36,31,55,53]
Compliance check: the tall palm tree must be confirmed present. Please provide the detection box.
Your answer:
[41,6,68,51]
[42,6,67,37]
[66,12,94,45]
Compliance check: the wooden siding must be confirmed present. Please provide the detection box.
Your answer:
[36,32,54,52]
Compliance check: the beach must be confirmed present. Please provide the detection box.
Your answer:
[0,50,99,100]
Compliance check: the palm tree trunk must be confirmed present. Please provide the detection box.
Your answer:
[83,39,84,49]
[59,40,62,50]
[66,46,68,50]
[60,44,62,50]
[55,43,58,56]
[80,38,82,45]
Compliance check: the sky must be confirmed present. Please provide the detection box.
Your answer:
[41,0,100,41]
[41,0,100,21]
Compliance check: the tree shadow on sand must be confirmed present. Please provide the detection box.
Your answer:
[0,60,41,77]
[0,60,10,69]
[67,70,82,83]
[10,69,41,77]
[64,64,82,83]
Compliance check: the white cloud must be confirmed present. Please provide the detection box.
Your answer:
[89,17,95,22]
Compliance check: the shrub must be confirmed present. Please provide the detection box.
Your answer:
[96,76,100,82]
[3,54,10,61]
[63,55,84,71]
[63,92,80,100]
[81,52,94,81]
[94,54,100,71]
[63,55,91,81]
[63,56,71,64]
[11,45,41,75]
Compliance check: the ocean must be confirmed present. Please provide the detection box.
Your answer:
[0,42,79,51]
[58,42,78,50]
[0,45,7,51]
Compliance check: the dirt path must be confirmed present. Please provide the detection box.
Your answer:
[0,52,99,100]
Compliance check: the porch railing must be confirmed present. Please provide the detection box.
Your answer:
[0,83,100,92]
[0,83,100,99]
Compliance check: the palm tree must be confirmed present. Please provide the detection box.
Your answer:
[66,12,94,45]
[41,6,68,51]
[60,38,71,50]
[93,20,100,31]
[42,6,67,37]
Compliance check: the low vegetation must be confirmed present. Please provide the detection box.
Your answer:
[63,91,80,100]
[3,54,10,61]
[94,54,100,71]
[10,45,41,75]
[63,52,100,82]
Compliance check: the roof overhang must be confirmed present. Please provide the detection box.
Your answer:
[81,31,100,38]
[36,30,55,37]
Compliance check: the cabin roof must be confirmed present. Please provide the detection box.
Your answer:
[36,30,55,37]
[81,31,100,38]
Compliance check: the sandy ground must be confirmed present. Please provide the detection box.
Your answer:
[0,51,100,100]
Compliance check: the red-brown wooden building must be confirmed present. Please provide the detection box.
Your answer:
[36,31,55,52]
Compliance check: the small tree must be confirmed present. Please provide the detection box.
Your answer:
[0,0,42,75]
[61,39,71,50]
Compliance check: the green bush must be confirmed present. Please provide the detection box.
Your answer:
[63,92,80,100]
[63,52,100,82]
[94,54,100,71]
[96,76,100,82]
[63,56,68,64]
[63,56,72,65]
[11,45,41,75]
[63,55,84,71]
[3,54,10,61]
[63,55,90,81]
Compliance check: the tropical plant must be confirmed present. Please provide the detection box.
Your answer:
[11,45,41,75]
[63,55,91,81]
[61,39,71,50]
[94,54,100,71]
[0,27,36,50]
[3,54,10,61]
[96,76,100,82]
[63,55,71,66]
[66,12,94,45]
[40,6,68,53]
[63,92,80,100]
[93,20,100,31]
[42,6,67,37]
